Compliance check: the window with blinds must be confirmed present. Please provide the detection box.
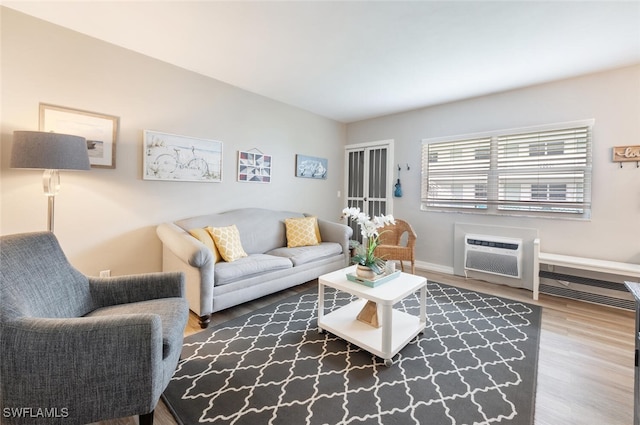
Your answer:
[422,137,492,209]
[421,121,593,217]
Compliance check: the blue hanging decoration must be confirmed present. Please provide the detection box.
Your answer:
[394,165,403,197]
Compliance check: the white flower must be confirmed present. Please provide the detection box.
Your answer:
[341,207,395,238]
[341,207,396,272]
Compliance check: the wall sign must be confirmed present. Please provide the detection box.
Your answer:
[613,145,640,167]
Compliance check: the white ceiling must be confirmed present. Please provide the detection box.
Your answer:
[4,1,640,123]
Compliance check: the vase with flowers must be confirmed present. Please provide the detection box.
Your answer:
[342,207,395,279]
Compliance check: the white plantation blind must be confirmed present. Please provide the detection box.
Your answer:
[422,121,593,217]
[496,126,591,213]
[422,137,491,209]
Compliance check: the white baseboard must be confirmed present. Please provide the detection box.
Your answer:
[415,260,454,275]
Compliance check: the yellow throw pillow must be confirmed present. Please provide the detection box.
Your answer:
[285,217,320,248]
[315,219,322,242]
[188,227,222,263]
[308,216,322,243]
[207,225,248,262]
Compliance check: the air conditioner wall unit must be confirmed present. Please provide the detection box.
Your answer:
[464,234,523,279]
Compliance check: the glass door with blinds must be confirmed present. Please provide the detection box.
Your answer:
[345,141,394,243]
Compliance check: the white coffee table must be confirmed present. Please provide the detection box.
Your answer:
[317,265,427,366]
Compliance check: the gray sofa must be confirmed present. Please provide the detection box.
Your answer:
[156,208,352,328]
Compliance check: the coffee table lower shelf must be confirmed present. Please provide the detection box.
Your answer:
[318,298,424,366]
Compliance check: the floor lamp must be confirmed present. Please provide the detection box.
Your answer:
[10,131,91,233]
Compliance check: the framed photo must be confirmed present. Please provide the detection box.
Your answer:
[295,154,327,179]
[238,150,272,183]
[143,130,223,182]
[39,103,119,169]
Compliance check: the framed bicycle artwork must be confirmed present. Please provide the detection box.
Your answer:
[143,130,223,182]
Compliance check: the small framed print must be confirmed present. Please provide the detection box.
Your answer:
[295,154,327,179]
[238,150,272,183]
[39,103,119,169]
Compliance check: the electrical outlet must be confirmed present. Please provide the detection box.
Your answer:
[99,270,111,278]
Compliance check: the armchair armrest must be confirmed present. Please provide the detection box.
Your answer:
[89,271,185,308]
[1,316,164,423]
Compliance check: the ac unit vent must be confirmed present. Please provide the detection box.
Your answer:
[464,234,523,278]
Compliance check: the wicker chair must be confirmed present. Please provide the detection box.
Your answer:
[374,219,417,274]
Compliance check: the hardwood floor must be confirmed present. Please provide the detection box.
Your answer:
[95,271,635,425]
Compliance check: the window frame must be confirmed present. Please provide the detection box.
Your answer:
[421,120,594,219]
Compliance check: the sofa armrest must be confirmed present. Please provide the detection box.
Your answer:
[1,315,163,423]
[316,218,353,265]
[157,222,216,318]
[156,222,213,268]
[89,272,184,308]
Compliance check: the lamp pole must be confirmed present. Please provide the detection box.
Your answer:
[43,169,61,232]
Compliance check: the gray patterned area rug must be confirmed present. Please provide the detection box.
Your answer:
[163,282,540,425]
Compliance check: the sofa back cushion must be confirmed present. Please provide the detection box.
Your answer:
[176,208,306,255]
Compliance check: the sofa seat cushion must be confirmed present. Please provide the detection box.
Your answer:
[266,242,343,267]
[214,254,293,286]
[85,297,188,359]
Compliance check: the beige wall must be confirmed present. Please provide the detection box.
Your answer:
[3,8,638,280]
[0,8,347,276]
[347,64,640,269]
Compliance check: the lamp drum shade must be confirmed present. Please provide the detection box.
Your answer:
[11,131,91,170]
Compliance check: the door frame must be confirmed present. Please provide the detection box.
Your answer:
[344,139,395,216]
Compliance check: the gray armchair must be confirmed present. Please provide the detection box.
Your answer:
[0,232,189,425]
